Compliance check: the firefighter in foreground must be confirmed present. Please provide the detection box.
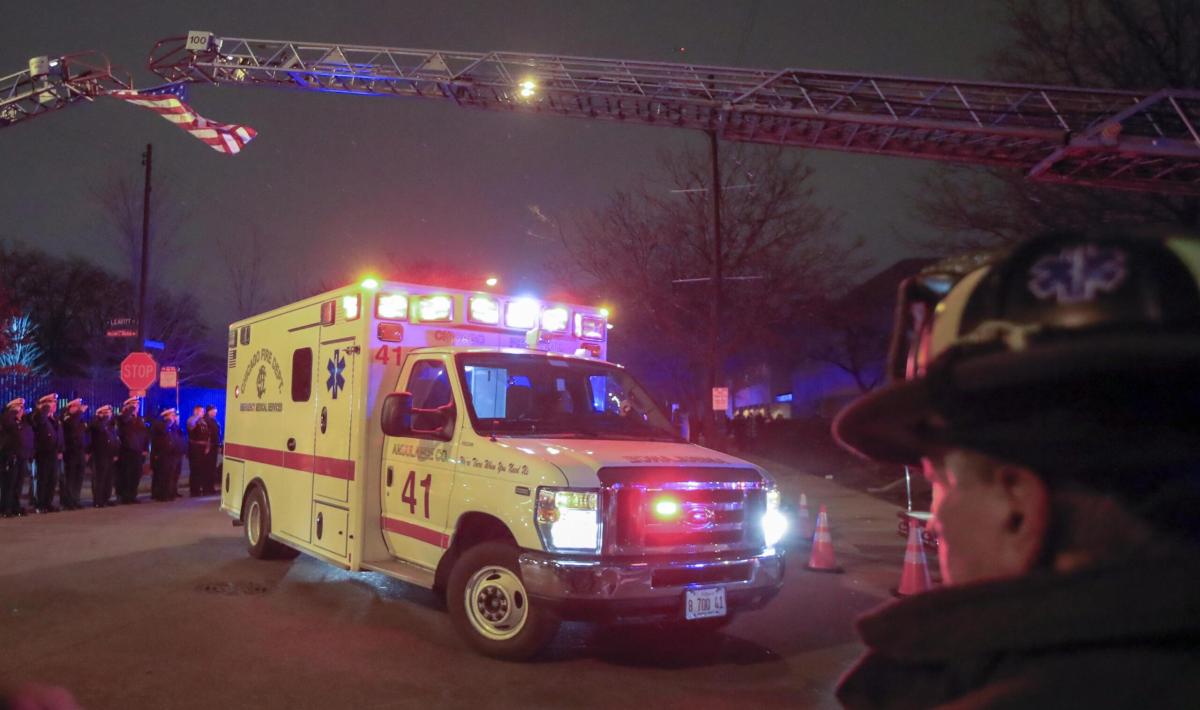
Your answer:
[833,228,1200,708]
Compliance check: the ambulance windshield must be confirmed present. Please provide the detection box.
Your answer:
[456,353,680,441]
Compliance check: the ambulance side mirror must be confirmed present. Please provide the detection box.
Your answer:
[381,392,414,437]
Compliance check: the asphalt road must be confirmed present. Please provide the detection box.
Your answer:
[0,459,921,709]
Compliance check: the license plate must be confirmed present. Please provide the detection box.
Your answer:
[684,586,727,620]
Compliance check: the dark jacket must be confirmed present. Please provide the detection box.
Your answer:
[117,411,148,454]
[151,420,187,461]
[89,417,120,460]
[837,556,1200,709]
[205,415,221,451]
[62,411,88,456]
[32,407,63,457]
[2,410,35,460]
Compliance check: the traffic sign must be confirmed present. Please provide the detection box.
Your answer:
[106,317,138,338]
[160,366,178,389]
[712,387,729,411]
[120,352,158,391]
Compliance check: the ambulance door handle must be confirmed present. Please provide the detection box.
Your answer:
[387,467,394,487]
[286,437,296,451]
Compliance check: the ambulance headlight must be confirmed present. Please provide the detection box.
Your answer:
[505,298,540,330]
[762,488,788,547]
[540,306,569,333]
[417,295,453,322]
[574,313,606,341]
[535,487,601,553]
[376,293,408,320]
[468,295,500,325]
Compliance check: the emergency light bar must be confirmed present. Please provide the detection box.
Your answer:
[336,280,607,352]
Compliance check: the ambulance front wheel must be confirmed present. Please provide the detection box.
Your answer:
[243,485,299,560]
[448,542,560,661]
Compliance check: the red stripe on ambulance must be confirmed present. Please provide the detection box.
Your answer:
[225,442,356,481]
[382,516,450,548]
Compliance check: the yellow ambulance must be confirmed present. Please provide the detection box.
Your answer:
[221,279,787,659]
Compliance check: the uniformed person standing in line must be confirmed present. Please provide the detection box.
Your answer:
[149,409,185,501]
[0,400,10,516]
[203,405,222,496]
[88,405,119,507]
[149,409,170,501]
[186,405,209,497]
[59,398,88,511]
[31,393,63,514]
[1,398,33,518]
[166,409,187,499]
[115,398,148,504]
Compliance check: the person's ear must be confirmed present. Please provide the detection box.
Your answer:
[995,464,1050,572]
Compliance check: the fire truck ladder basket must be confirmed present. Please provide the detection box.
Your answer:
[0,52,131,128]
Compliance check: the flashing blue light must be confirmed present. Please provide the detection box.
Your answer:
[143,339,165,351]
[774,393,793,403]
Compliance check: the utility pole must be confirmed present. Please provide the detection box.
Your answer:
[707,128,723,434]
[137,143,152,350]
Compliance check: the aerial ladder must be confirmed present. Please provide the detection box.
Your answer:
[0,52,130,127]
[140,30,1200,195]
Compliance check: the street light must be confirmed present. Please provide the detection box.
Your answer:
[485,276,499,287]
[518,79,537,98]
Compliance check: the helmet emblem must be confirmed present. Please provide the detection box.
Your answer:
[1028,245,1127,304]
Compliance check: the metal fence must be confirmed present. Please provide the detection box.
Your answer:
[0,372,223,427]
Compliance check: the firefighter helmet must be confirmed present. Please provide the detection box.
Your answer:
[833,227,1200,477]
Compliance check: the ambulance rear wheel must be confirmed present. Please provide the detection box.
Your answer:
[448,542,559,661]
[244,486,298,560]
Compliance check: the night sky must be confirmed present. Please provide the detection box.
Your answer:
[0,1,1005,331]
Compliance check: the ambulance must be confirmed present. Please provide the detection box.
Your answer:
[221,279,787,659]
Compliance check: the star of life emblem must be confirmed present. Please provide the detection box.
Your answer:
[326,350,346,399]
[1028,245,1128,304]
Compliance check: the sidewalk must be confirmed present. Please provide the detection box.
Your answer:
[8,463,216,511]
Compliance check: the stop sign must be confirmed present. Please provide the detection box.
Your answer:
[120,352,158,391]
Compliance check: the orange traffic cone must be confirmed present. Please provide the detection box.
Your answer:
[806,505,842,573]
[893,524,932,596]
[796,493,813,541]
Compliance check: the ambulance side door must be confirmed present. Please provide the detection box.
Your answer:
[314,338,357,503]
[381,355,459,570]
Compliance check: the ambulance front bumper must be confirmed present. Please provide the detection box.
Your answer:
[518,548,784,622]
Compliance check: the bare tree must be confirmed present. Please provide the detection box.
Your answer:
[218,225,269,319]
[552,144,858,424]
[91,169,190,299]
[915,0,1200,253]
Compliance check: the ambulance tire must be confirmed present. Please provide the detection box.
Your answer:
[244,486,299,560]
[447,542,560,661]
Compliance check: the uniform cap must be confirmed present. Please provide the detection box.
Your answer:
[95,405,113,415]
[67,398,83,409]
[6,398,24,411]
[37,393,57,406]
[122,397,140,410]
[160,408,176,419]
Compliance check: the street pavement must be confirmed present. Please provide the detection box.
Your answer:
[0,458,924,709]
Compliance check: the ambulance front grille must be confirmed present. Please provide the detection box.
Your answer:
[597,467,766,556]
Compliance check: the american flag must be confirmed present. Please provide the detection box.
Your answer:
[109,83,257,155]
